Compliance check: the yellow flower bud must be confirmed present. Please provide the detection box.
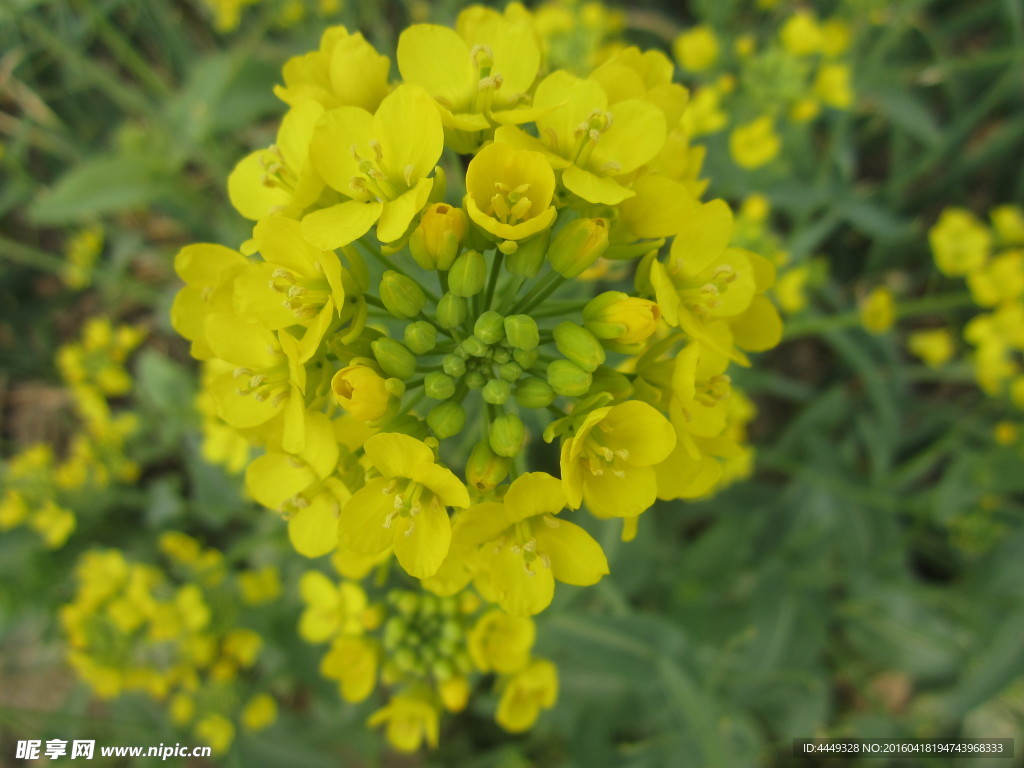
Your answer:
[332,365,394,422]
[548,218,609,278]
[409,203,467,271]
[439,676,470,713]
[673,25,719,72]
[860,287,895,335]
[583,292,661,346]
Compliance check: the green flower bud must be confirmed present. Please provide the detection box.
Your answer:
[442,354,466,377]
[409,203,467,271]
[454,652,472,675]
[384,378,406,398]
[462,335,489,357]
[448,250,486,297]
[419,593,439,615]
[548,217,609,278]
[547,359,592,396]
[590,366,634,400]
[379,270,426,319]
[425,371,456,400]
[432,659,456,681]
[395,592,418,615]
[371,338,417,380]
[427,401,466,438]
[404,321,437,355]
[440,619,462,644]
[394,648,417,672]
[466,440,511,491]
[474,310,505,345]
[435,293,467,329]
[482,378,511,405]
[506,229,550,277]
[492,348,511,364]
[489,413,525,457]
[553,321,605,372]
[515,377,556,408]
[498,362,522,382]
[465,370,487,390]
[384,616,406,647]
[504,314,539,350]
[513,348,538,369]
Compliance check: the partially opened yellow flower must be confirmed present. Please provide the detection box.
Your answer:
[469,610,535,673]
[340,433,469,579]
[464,142,556,246]
[729,116,780,169]
[298,571,368,642]
[673,25,719,72]
[274,26,390,111]
[368,689,440,752]
[321,635,379,702]
[495,659,558,733]
[304,85,443,250]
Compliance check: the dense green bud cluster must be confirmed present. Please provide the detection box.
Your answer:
[381,591,473,682]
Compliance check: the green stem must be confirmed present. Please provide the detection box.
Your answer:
[530,300,590,319]
[0,235,68,275]
[782,292,976,341]
[21,15,152,116]
[517,274,568,315]
[360,241,439,303]
[85,4,175,99]
[496,275,527,314]
[484,250,504,310]
[509,271,564,315]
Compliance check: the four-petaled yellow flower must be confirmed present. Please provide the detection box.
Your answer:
[341,433,469,579]
[304,85,444,250]
[559,401,676,519]
[446,472,608,616]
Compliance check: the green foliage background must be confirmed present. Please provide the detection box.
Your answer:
[1,0,1023,766]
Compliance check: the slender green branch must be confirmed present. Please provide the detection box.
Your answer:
[782,293,976,341]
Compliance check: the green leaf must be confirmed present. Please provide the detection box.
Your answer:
[869,85,943,148]
[838,198,914,241]
[29,153,174,225]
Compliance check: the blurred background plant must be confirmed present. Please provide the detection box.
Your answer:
[1,0,1022,766]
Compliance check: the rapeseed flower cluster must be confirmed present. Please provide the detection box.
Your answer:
[60,538,282,753]
[672,7,857,169]
[171,3,782,749]
[0,317,143,548]
[926,205,1024,407]
[298,562,557,749]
